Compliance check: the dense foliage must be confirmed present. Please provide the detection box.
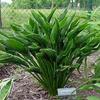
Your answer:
[0,8,100,96]
[10,0,100,9]
[11,0,69,9]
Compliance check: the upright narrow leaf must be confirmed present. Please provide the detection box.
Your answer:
[47,7,57,22]
[50,19,59,46]
[59,8,68,21]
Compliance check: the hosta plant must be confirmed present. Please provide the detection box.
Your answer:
[0,8,100,96]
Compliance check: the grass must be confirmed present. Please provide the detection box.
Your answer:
[0,7,100,29]
[1,8,88,28]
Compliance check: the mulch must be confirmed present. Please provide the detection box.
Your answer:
[0,51,100,100]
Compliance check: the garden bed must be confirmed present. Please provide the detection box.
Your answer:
[0,51,100,100]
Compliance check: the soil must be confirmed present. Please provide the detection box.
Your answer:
[0,51,100,100]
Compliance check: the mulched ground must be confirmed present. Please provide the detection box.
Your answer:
[0,51,100,100]
[8,71,49,100]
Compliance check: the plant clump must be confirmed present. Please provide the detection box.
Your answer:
[0,8,100,96]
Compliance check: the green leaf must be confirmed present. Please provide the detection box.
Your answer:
[40,48,56,56]
[94,83,100,88]
[87,96,100,100]
[6,38,26,52]
[59,8,67,21]
[0,78,13,100]
[32,11,48,34]
[26,33,48,47]
[0,43,5,51]
[29,17,35,28]
[94,61,100,78]
[61,13,76,35]
[29,43,40,51]
[11,24,22,32]
[80,85,94,91]
[47,7,57,22]
[50,19,59,45]
[38,11,47,21]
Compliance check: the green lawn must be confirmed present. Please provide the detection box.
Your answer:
[1,7,100,28]
[1,8,85,28]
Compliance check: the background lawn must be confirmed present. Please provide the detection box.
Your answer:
[1,8,92,28]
